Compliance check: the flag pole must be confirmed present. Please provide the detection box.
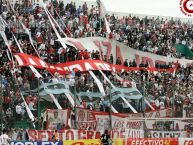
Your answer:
[0,75,3,132]
[37,78,40,130]
[109,85,112,130]
[74,79,77,129]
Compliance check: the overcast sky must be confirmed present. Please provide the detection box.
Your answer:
[84,0,193,19]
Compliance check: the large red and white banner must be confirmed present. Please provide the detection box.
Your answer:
[27,129,126,141]
[14,53,174,74]
[58,37,193,67]
[46,109,69,130]
[76,108,97,130]
[76,108,172,131]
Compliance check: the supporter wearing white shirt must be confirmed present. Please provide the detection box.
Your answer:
[16,104,22,115]
[50,38,55,46]
[115,33,120,41]
[29,101,36,111]
[160,102,165,109]
[0,129,11,145]
[182,40,186,45]
[38,43,46,50]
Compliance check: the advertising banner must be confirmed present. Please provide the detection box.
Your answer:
[179,138,193,145]
[126,138,179,145]
[14,138,193,145]
[64,139,101,145]
[27,130,101,141]
[27,130,127,141]
[10,142,63,145]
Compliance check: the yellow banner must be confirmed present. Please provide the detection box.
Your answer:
[113,138,124,145]
[64,139,101,145]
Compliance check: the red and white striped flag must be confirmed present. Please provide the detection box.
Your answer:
[98,0,111,34]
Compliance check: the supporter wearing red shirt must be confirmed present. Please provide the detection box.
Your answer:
[82,100,87,109]
[24,19,29,28]
[184,96,190,106]
[48,46,55,55]
[83,50,90,59]
[80,15,88,26]
[10,44,17,53]
[78,50,84,60]
[109,32,113,39]
[4,96,11,105]
[36,32,44,44]
[26,95,31,104]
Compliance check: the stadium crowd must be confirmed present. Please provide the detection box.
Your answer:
[0,0,193,140]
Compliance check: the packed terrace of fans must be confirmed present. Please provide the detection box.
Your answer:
[0,0,193,140]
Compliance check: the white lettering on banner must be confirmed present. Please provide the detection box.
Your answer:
[94,62,107,70]
[14,54,175,74]
[130,140,164,145]
[179,138,193,145]
[69,64,83,71]
[29,58,37,66]
[103,63,111,71]
[112,66,116,72]
[58,37,193,66]
[150,131,182,138]
[49,66,55,69]
[184,140,193,145]
[14,55,24,65]
[85,62,94,70]
[39,60,48,68]
[56,67,63,71]
[63,67,70,71]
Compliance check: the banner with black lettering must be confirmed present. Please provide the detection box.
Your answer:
[149,131,186,138]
